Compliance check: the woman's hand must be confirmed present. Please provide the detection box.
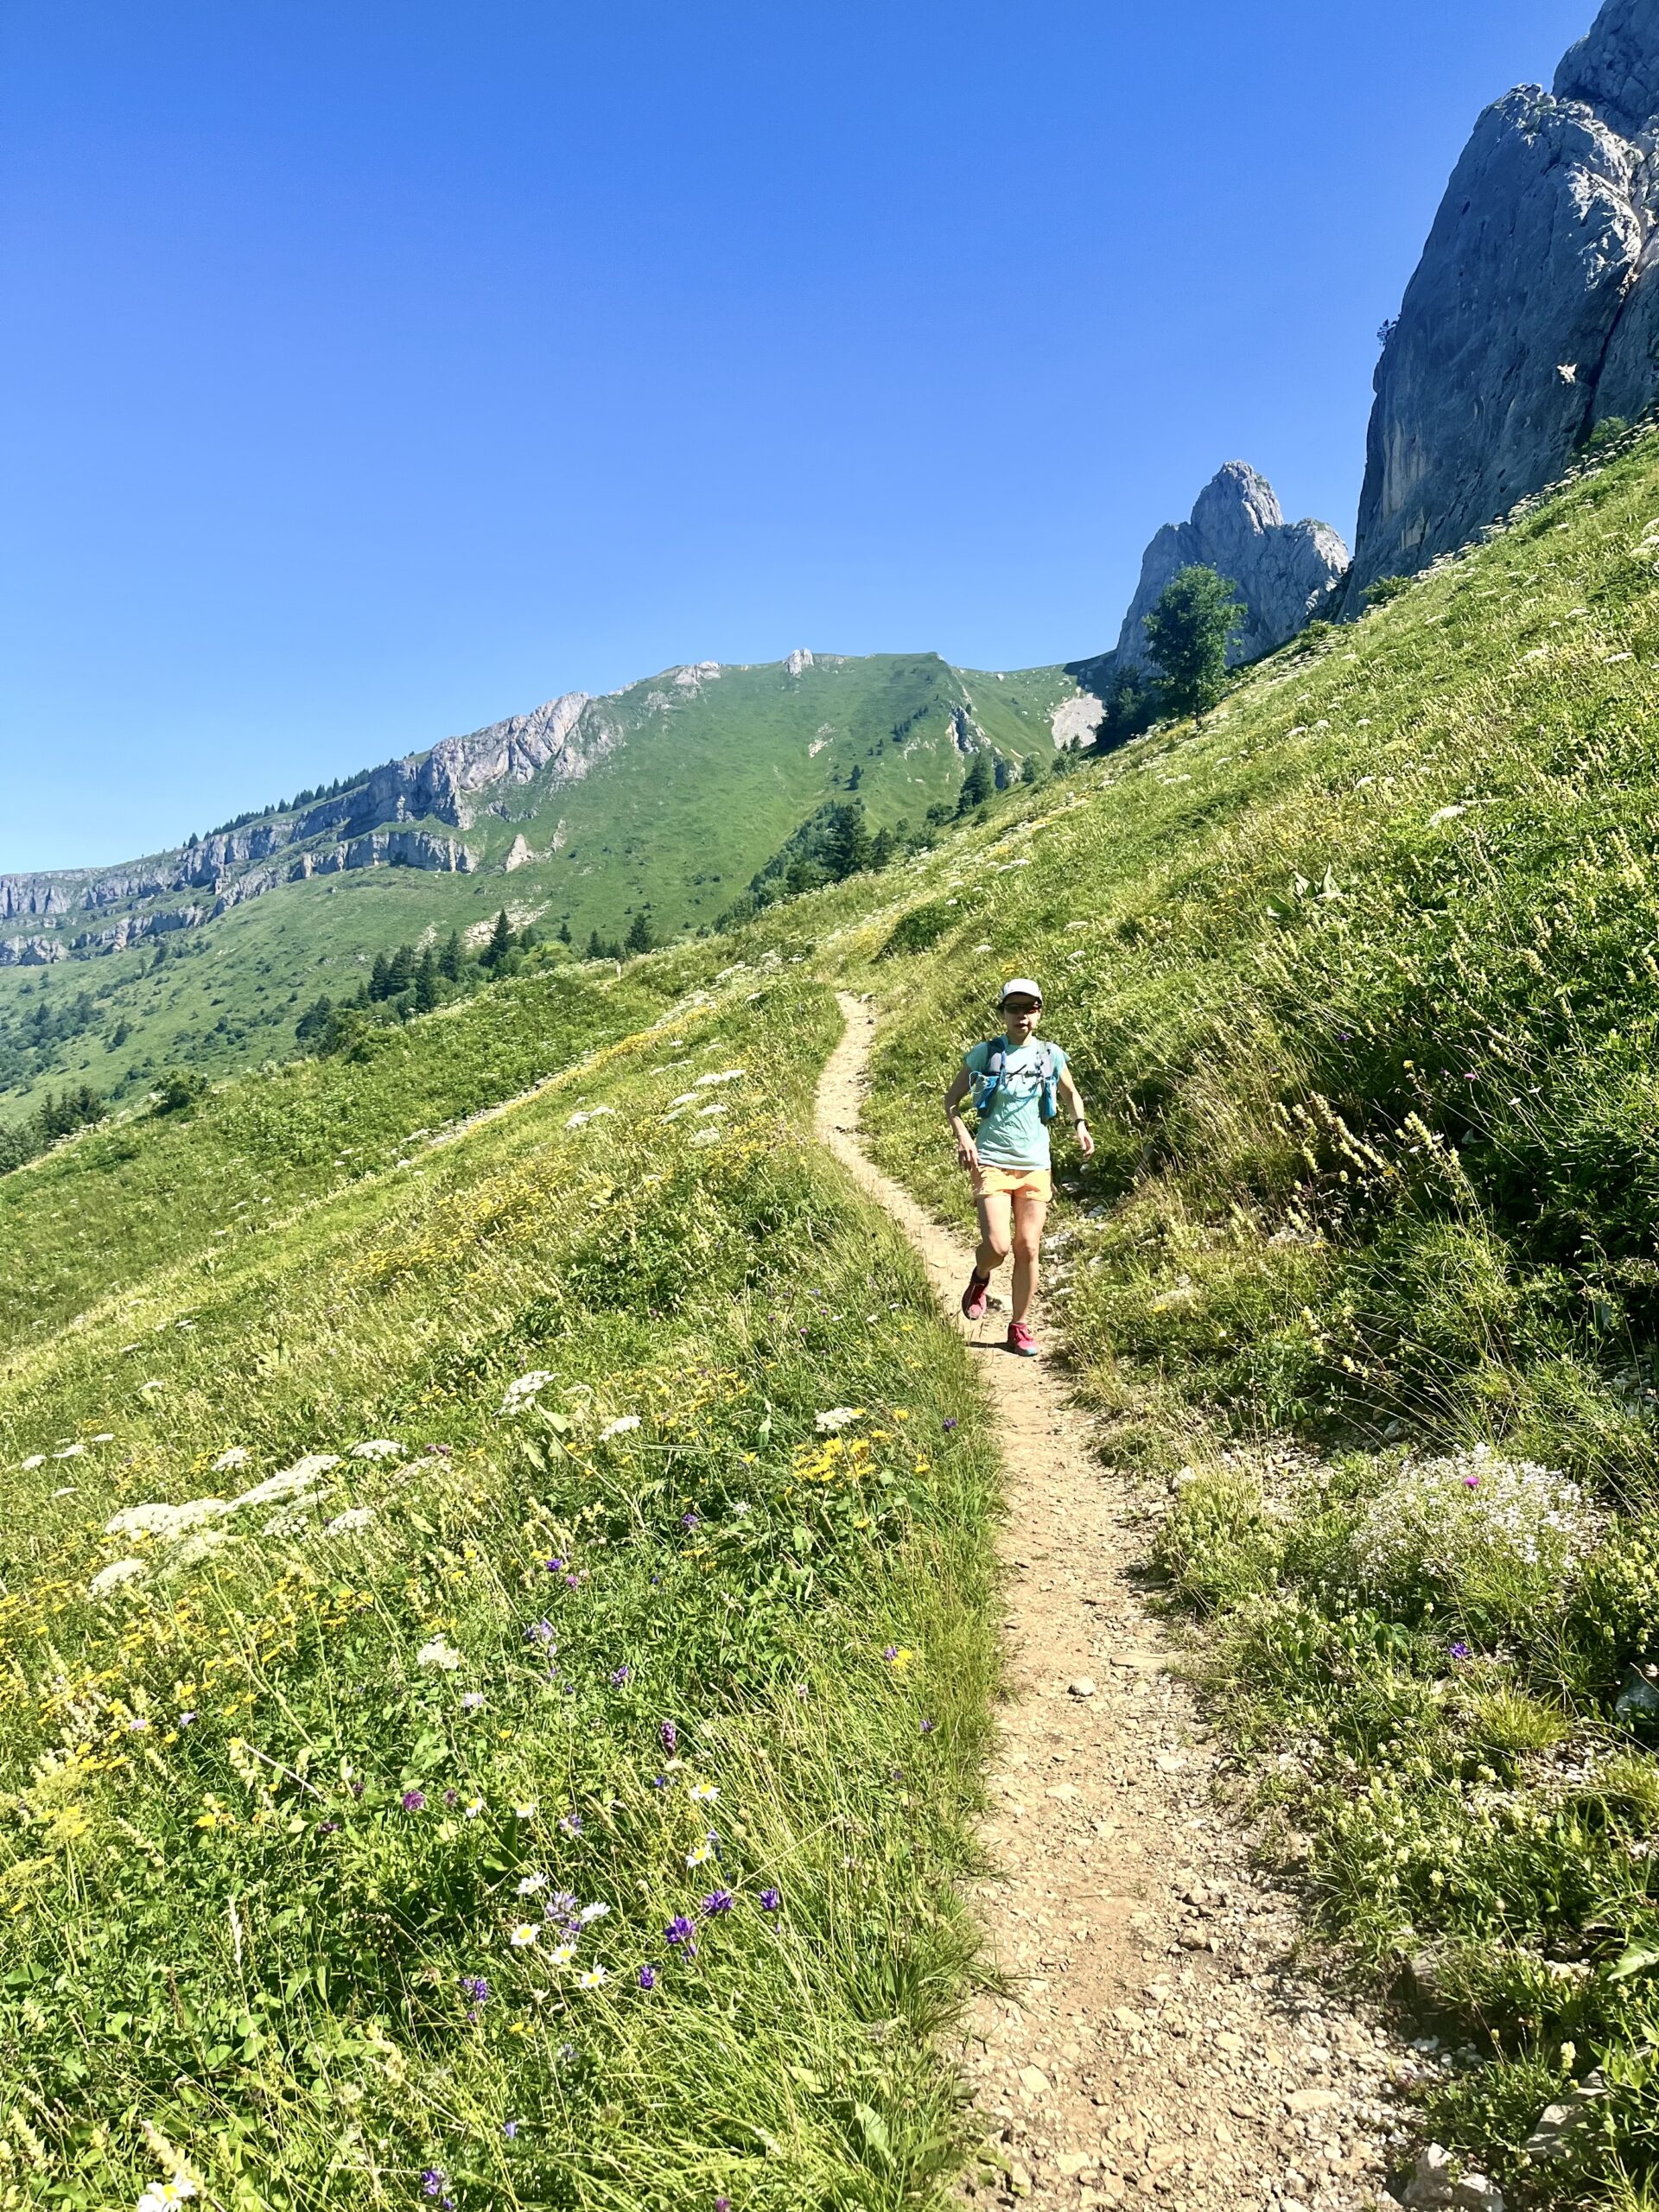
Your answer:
[1077,1123,1096,1160]
[955,1128,980,1173]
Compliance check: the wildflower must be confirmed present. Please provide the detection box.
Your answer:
[544,1556,565,1571]
[465,1798,485,1818]
[212,1446,251,1471]
[920,1718,938,1734]
[660,1719,678,1753]
[137,2180,198,2212]
[89,1558,149,1597]
[579,1901,609,1923]
[460,1974,490,2005]
[599,1415,641,1442]
[524,1619,557,1645]
[793,1681,810,1699]
[513,1801,538,1820]
[610,1664,632,1688]
[686,1840,715,1868]
[20,1454,44,1471]
[509,1923,539,1948]
[578,1964,608,1988]
[1464,1474,1481,1490]
[549,1941,578,1966]
[884,1646,914,1669]
[503,2120,520,2139]
[127,1715,150,1732]
[716,2197,731,2211]
[701,1889,734,1917]
[402,1789,427,1813]
[178,1710,198,1726]
[421,2173,446,2201]
[416,1637,462,1671]
[639,1962,658,1988]
[517,1872,548,1894]
[559,1810,582,1835]
[323,1506,377,1535]
[499,1370,555,1416]
[461,1691,486,1712]
[665,1915,696,1946]
[1451,1642,1472,1662]
[759,1887,781,1911]
[942,1417,958,1432]
[442,1788,459,1807]
[350,1438,403,1459]
[815,1407,861,1433]
[688,1779,719,1804]
[681,1511,701,1530]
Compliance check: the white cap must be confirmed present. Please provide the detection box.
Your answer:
[1000,976,1043,1004]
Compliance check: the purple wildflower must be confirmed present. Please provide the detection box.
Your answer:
[524,1618,557,1645]
[460,1975,490,2004]
[349,1779,365,1798]
[558,1810,582,1835]
[650,1773,669,1789]
[759,1887,781,1912]
[920,1718,938,1735]
[442,1788,460,1807]
[660,1719,678,1753]
[665,1915,696,1947]
[681,1511,701,1530]
[942,1417,958,1432]
[178,1710,197,1726]
[565,1573,582,1589]
[317,1819,340,1834]
[639,1963,658,1989]
[421,2171,445,2200]
[715,2197,731,2211]
[882,1644,899,1662]
[402,1789,427,1813]
[503,2120,519,2139]
[1451,1641,1472,1662]
[701,1889,734,1916]
[1464,1475,1481,1490]
[426,1443,453,1457]
[611,1664,632,1688]
[543,1556,565,1572]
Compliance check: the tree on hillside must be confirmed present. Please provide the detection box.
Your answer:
[413,946,441,1014]
[1023,750,1046,784]
[483,909,513,969]
[1143,564,1243,723]
[385,942,416,997]
[369,950,393,1002]
[957,751,995,815]
[437,929,464,982]
[625,909,655,956]
[296,995,333,1046]
[1092,664,1159,753]
[586,929,607,961]
[556,917,573,945]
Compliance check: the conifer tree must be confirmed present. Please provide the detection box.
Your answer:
[437,930,463,982]
[385,943,416,997]
[484,909,513,968]
[957,751,995,814]
[586,929,605,961]
[625,909,654,955]
[413,946,441,1013]
[369,950,392,1001]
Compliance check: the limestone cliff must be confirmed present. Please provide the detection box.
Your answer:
[1111,463,1349,672]
[1352,0,1659,591]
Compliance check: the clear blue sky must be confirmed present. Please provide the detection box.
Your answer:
[1,0,1595,871]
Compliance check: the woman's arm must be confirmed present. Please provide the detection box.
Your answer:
[1058,1066,1096,1158]
[944,1065,979,1171]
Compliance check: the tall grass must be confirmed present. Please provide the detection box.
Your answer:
[0,977,1000,2208]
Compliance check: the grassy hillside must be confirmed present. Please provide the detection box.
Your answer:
[802,431,1659,2207]
[0,969,1001,2209]
[0,655,1077,1137]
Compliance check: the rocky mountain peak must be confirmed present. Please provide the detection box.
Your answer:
[1351,0,1659,592]
[1111,463,1349,672]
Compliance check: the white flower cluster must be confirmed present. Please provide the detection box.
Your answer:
[1351,1444,1596,1599]
[815,1407,862,1433]
[499,1370,554,1416]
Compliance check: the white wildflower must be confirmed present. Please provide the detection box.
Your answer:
[105,1499,232,1543]
[499,1370,555,1416]
[232,1455,340,1508]
[697,1103,727,1117]
[416,1637,462,1672]
[508,1923,539,1948]
[815,1408,862,1433]
[548,1941,578,1967]
[693,1069,746,1087]
[516,1872,548,1894]
[566,1106,616,1128]
[599,1415,641,1442]
[578,1901,610,1923]
[1352,1445,1598,1605]
[322,1506,377,1535]
[89,1559,149,1597]
[52,1443,86,1460]
[349,1439,403,1460]
[137,2179,197,2212]
[20,1455,45,1471]
[577,1964,608,1987]
[212,1446,251,1471]
[1427,804,1469,825]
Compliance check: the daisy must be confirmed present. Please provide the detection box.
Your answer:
[577,1965,608,1988]
[508,1923,539,1948]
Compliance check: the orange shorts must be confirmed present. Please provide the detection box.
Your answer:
[972,1163,1052,1202]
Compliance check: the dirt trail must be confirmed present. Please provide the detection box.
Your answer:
[816,995,1410,2211]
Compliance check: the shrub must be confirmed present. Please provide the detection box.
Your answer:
[150,1067,209,1115]
[1153,1465,1286,1611]
[1362,573,1414,608]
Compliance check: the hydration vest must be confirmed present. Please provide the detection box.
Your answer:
[971,1038,1059,1124]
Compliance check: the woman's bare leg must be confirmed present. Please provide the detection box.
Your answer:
[975,1190,1014,1281]
[1009,1190,1049,1325]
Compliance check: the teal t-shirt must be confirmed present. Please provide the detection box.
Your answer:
[963,1035,1069,1171]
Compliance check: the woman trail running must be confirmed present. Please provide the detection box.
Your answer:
[944,976,1093,1357]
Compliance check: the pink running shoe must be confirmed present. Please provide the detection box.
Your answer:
[960,1269,991,1321]
[1007,1320,1039,1357]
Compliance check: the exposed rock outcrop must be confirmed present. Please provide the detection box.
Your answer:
[1112,464,1349,672]
[1352,0,1659,591]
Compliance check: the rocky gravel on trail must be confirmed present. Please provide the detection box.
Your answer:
[817,996,1429,2212]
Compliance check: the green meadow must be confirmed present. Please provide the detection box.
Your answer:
[8,429,1659,2204]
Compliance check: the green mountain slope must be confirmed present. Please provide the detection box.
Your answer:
[0,652,1077,1135]
[13,429,1659,2202]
